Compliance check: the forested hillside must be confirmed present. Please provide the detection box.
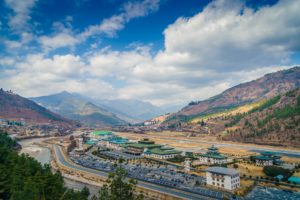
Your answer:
[221,88,300,147]
[0,131,90,200]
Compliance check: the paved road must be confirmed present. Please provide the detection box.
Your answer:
[54,145,219,200]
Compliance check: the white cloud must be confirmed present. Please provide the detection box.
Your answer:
[1,0,300,106]
[81,0,160,39]
[39,32,79,50]
[5,0,37,31]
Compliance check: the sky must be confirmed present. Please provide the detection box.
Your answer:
[0,0,300,106]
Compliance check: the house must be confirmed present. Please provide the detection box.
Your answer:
[206,167,240,190]
[143,146,181,159]
[198,145,229,165]
[252,151,282,166]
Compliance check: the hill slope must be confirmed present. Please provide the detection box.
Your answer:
[0,89,75,127]
[30,91,125,127]
[167,66,300,123]
[221,88,300,147]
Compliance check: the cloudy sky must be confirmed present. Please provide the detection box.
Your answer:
[0,0,300,106]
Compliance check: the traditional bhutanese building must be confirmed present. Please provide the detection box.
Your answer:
[125,138,162,155]
[143,146,181,159]
[198,145,228,165]
[99,136,130,151]
[252,151,282,166]
[206,167,240,190]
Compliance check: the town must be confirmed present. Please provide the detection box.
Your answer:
[44,129,300,199]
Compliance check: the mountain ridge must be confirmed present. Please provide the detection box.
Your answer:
[166,66,300,123]
[30,91,125,127]
[0,89,75,127]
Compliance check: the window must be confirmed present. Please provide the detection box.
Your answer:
[222,184,224,187]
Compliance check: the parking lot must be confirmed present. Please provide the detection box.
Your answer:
[245,186,300,200]
[69,151,227,199]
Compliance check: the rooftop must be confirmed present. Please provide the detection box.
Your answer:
[288,176,300,184]
[127,143,162,149]
[138,138,155,144]
[148,148,181,155]
[206,167,239,176]
[254,155,275,160]
[91,131,113,136]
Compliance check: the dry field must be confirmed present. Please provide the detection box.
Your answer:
[115,131,300,158]
[228,163,265,177]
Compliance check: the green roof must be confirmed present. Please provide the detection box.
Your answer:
[86,140,96,145]
[127,143,162,149]
[254,155,274,160]
[91,131,112,135]
[138,138,155,144]
[149,148,181,155]
[288,176,300,184]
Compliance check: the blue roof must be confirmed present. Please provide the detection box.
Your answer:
[288,176,300,184]
[86,140,96,145]
[275,175,284,180]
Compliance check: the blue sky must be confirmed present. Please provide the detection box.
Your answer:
[0,0,299,106]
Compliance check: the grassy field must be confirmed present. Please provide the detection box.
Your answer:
[189,101,262,124]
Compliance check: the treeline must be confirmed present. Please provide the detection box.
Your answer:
[0,131,143,200]
[0,131,90,200]
[249,95,281,113]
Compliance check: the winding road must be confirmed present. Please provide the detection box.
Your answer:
[53,145,223,200]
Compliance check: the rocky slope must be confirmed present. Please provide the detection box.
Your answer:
[30,91,125,127]
[167,66,300,123]
[0,89,75,127]
[221,88,300,147]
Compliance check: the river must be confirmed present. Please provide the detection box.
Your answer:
[18,137,100,197]
[18,138,51,165]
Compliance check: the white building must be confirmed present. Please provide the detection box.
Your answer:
[184,158,192,172]
[144,120,156,126]
[143,147,181,159]
[206,167,240,190]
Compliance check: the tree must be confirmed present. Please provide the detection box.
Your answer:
[263,166,292,178]
[0,131,89,200]
[98,166,143,200]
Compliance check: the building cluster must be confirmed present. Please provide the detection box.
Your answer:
[72,130,289,192]
[86,131,182,160]
[252,151,282,166]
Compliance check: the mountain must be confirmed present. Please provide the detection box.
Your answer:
[72,93,181,122]
[30,91,125,127]
[0,89,75,127]
[221,88,300,147]
[167,66,300,123]
[98,99,164,122]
